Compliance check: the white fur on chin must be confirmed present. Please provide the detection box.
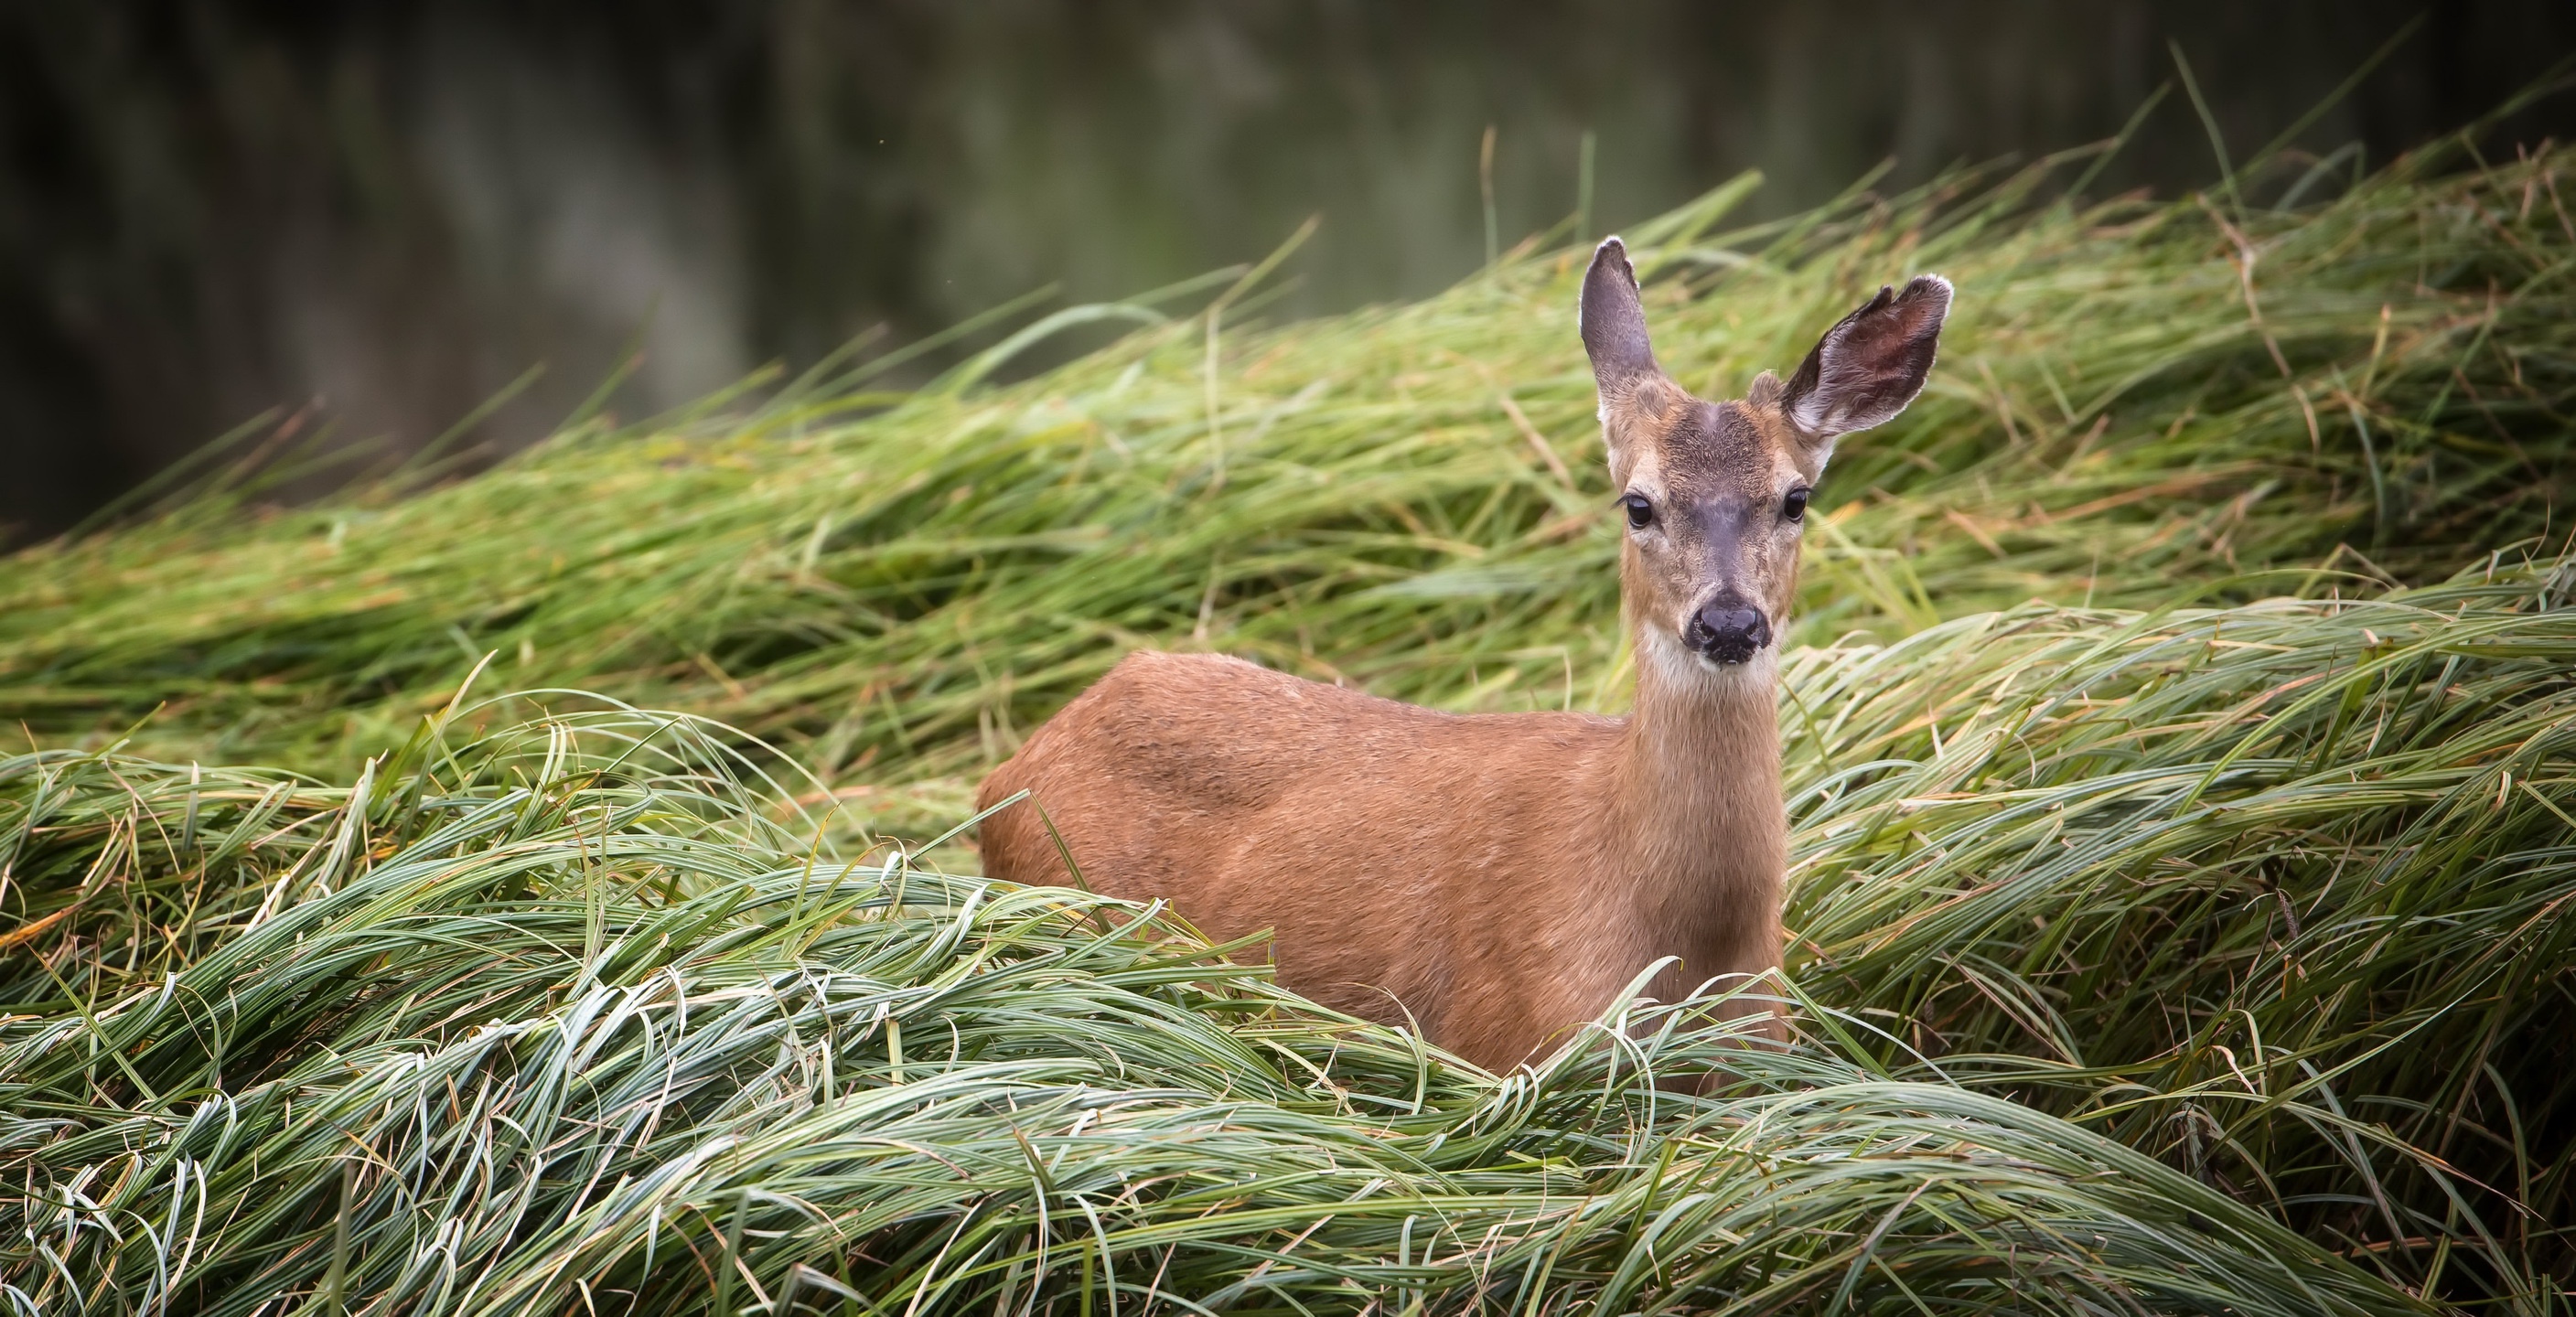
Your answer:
[1637,625,1779,697]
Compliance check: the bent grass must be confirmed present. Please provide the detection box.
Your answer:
[5,111,2576,1312]
[4,119,2572,793]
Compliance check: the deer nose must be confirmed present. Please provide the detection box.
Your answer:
[1686,598,1771,664]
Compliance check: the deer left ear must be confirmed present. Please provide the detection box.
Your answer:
[1579,236,1659,394]
[1779,274,1951,466]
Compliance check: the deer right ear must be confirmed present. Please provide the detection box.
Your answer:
[1580,237,1660,398]
[1779,274,1952,466]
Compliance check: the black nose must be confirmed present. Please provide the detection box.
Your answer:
[1686,598,1772,664]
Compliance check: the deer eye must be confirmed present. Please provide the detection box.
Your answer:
[1619,493,1654,530]
[1782,487,1811,521]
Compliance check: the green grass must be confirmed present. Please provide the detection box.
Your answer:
[6,559,2571,1312]
[5,109,2576,1312]
[4,111,2571,794]
[0,685,2501,1315]
[1782,561,2576,1301]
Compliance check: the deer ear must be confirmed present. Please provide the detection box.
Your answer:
[1779,274,1951,464]
[1580,237,1660,397]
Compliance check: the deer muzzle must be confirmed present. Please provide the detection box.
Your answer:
[1685,594,1772,665]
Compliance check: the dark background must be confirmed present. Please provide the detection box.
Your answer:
[5,1,2573,544]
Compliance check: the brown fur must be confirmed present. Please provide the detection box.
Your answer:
[977,241,1950,1070]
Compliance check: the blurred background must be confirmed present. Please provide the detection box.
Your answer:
[5,0,2572,544]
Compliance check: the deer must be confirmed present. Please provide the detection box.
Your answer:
[975,237,1951,1070]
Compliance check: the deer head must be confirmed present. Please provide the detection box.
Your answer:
[1581,237,1950,680]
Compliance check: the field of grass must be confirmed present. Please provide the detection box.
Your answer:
[5,102,2576,1312]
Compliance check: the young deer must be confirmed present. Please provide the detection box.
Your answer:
[977,239,1950,1069]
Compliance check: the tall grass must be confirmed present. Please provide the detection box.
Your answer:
[1782,554,2576,1304]
[0,687,2493,1315]
[3,120,2571,790]
[6,555,2571,1312]
[5,107,2576,1313]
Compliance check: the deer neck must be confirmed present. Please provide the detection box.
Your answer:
[1612,628,1787,938]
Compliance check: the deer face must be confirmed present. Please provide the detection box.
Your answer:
[1579,238,1950,674]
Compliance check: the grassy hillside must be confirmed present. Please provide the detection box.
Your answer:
[5,113,2576,1312]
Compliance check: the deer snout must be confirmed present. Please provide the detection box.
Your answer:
[1684,596,1771,665]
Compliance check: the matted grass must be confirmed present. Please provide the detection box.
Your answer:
[3,116,2571,792]
[5,555,2571,1311]
[0,676,2478,1315]
[1781,553,2576,1303]
[5,104,2576,1313]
